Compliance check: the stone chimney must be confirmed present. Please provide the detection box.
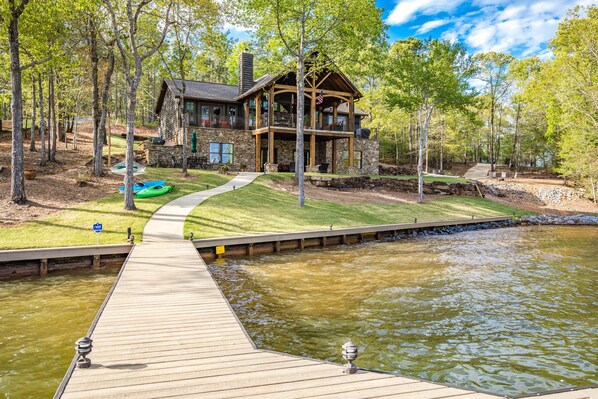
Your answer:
[238,51,254,95]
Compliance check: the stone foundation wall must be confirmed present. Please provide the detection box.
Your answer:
[160,90,178,141]
[328,138,379,175]
[147,128,380,174]
[306,175,483,196]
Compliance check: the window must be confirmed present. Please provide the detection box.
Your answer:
[185,101,196,124]
[343,150,362,169]
[209,143,234,164]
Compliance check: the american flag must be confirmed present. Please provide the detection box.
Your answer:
[316,90,324,105]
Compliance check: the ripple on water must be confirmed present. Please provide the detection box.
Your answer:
[0,268,118,399]
[208,226,598,397]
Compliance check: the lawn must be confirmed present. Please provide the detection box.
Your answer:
[0,169,232,250]
[102,134,144,156]
[184,174,531,238]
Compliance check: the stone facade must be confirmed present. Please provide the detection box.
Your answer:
[327,138,379,175]
[159,90,178,141]
[306,175,483,196]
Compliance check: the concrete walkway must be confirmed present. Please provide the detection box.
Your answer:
[142,173,261,242]
[463,163,491,180]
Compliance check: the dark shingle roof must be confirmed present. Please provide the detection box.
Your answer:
[166,79,239,102]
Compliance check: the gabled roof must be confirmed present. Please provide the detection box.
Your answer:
[167,79,239,102]
[155,79,240,114]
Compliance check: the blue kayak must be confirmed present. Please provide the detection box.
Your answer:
[119,180,167,194]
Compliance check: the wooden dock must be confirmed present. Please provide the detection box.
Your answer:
[54,174,597,398]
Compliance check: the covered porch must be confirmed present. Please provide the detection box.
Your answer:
[240,68,363,172]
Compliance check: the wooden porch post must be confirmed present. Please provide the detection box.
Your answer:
[332,101,338,128]
[255,93,261,129]
[268,88,274,126]
[349,136,355,167]
[331,139,337,173]
[244,100,249,130]
[268,128,274,163]
[310,134,316,166]
[255,133,261,171]
[349,96,355,132]
[310,76,316,129]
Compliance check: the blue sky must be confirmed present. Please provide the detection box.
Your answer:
[379,0,595,58]
[224,0,595,59]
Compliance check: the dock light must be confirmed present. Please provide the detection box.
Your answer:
[414,217,417,223]
[330,224,333,230]
[128,235,135,244]
[189,232,194,241]
[233,185,236,190]
[127,227,131,239]
[341,341,358,374]
[75,336,93,368]
[206,184,209,189]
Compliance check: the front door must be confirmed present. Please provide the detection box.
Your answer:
[260,147,278,171]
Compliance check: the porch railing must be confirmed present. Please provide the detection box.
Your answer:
[193,120,245,130]
[259,112,350,132]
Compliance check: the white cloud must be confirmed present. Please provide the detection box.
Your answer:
[385,0,465,25]
[443,0,589,56]
[415,19,452,34]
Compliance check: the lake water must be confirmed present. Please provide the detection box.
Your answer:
[208,226,598,397]
[0,268,118,399]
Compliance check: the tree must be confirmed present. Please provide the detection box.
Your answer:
[237,0,384,207]
[105,0,172,210]
[161,0,220,175]
[2,0,31,204]
[473,52,514,172]
[386,38,474,203]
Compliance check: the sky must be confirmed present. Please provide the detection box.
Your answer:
[225,0,595,59]
[379,0,595,58]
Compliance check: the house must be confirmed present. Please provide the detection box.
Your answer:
[149,52,379,174]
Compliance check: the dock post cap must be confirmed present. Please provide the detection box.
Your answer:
[342,341,358,374]
[75,336,93,368]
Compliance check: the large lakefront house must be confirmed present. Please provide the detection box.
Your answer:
[147,52,379,174]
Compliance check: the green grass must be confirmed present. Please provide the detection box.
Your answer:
[103,134,144,156]
[184,174,531,239]
[0,169,232,250]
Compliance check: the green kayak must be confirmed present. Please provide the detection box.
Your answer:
[136,185,173,198]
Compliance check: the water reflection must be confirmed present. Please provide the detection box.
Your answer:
[208,226,598,396]
[0,268,118,399]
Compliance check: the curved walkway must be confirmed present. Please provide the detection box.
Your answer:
[143,172,261,242]
[463,163,491,180]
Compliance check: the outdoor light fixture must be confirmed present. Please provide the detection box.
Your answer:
[189,232,194,240]
[128,235,135,244]
[206,184,209,189]
[341,341,358,374]
[233,185,236,190]
[414,217,417,223]
[330,224,333,230]
[75,336,93,368]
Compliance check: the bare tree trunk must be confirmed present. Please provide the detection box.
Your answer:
[440,116,444,172]
[30,74,36,151]
[510,103,521,169]
[417,109,424,203]
[38,74,46,166]
[489,97,495,172]
[50,71,57,161]
[408,120,413,166]
[97,47,115,175]
[9,12,27,204]
[295,55,306,207]
[124,79,139,210]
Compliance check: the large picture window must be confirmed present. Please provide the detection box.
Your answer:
[343,150,362,169]
[209,143,234,164]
